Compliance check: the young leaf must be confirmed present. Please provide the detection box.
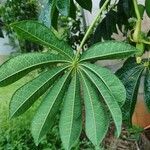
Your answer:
[80,64,122,137]
[57,0,70,16]
[75,0,92,12]
[79,70,109,147]
[11,21,74,59]
[59,72,82,150]
[145,0,150,17]
[80,41,137,62]
[116,58,144,124]
[144,68,150,111]
[31,71,71,145]
[10,66,68,118]
[0,53,69,86]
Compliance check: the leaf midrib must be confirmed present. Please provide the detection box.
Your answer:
[67,73,77,149]
[80,66,122,136]
[81,64,118,103]
[80,50,135,61]
[79,70,98,143]
[128,68,144,117]
[0,59,69,82]
[13,25,73,60]
[11,66,68,117]
[37,71,71,141]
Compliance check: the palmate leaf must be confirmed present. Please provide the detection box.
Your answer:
[11,21,74,60]
[0,53,69,86]
[144,68,150,111]
[80,63,123,137]
[116,58,145,124]
[79,70,109,147]
[59,72,82,150]
[80,41,137,62]
[31,70,71,145]
[10,65,69,118]
[0,21,138,149]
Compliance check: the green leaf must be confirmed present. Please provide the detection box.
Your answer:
[75,0,92,12]
[99,0,110,9]
[51,7,59,29]
[11,21,74,59]
[39,0,57,28]
[116,58,144,124]
[0,28,4,38]
[57,0,70,16]
[138,4,145,18]
[93,0,133,43]
[69,0,76,19]
[31,71,71,145]
[80,41,137,62]
[81,63,126,107]
[92,10,118,43]
[79,70,109,147]
[0,53,69,86]
[145,0,150,17]
[80,63,123,137]
[10,65,68,118]
[144,68,150,111]
[59,72,82,150]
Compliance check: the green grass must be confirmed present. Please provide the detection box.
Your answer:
[0,74,39,150]
[0,73,62,150]
[0,75,33,128]
[0,73,95,150]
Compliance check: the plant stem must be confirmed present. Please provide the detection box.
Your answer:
[76,0,110,56]
[132,0,142,42]
[132,0,141,20]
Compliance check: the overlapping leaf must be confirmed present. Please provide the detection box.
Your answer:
[10,66,68,118]
[116,58,145,124]
[69,0,76,19]
[93,0,133,43]
[57,0,70,16]
[39,0,58,28]
[31,71,71,145]
[79,70,109,147]
[80,63,123,136]
[145,0,150,17]
[81,63,126,106]
[144,68,150,111]
[0,53,69,86]
[75,0,92,12]
[59,72,82,150]
[11,21,74,59]
[57,0,76,19]
[80,41,137,61]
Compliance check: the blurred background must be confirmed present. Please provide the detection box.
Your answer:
[0,0,150,149]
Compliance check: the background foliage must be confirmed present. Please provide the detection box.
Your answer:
[1,0,150,149]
